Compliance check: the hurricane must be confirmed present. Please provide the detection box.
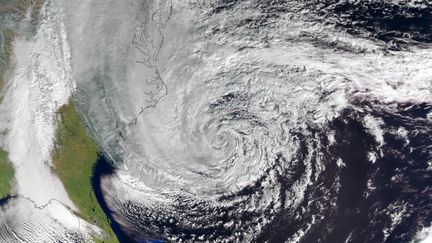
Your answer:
[0,0,430,242]
[55,0,432,242]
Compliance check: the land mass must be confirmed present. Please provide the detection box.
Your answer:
[0,149,14,200]
[53,103,119,243]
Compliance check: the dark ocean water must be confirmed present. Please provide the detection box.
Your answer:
[93,156,167,243]
[88,1,432,242]
[92,156,136,243]
[0,197,11,207]
[92,100,432,243]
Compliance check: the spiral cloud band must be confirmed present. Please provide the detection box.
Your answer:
[61,0,432,242]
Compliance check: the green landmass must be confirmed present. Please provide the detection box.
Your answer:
[0,149,14,199]
[0,1,118,241]
[53,103,119,243]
